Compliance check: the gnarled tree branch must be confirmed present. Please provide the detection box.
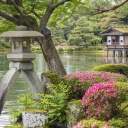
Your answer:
[51,0,72,10]
[10,0,24,16]
[0,0,6,4]
[97,0,128,14]
[6,0,22,6]
[32,10,41,20]
[28,6,41,20]
[0,11,23,25]
[40,0,72,29]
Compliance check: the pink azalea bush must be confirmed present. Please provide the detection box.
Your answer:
[65,71,127,99]
[82,80,121,120]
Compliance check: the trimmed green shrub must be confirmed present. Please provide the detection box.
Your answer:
[93,64,128,77]
[57,48,64,53]
[109,118,127,128]
[66,48,73,53]
[42,70,62,84]
[73,118,107,128]
[73,118,127,128]
[2,42,11,48]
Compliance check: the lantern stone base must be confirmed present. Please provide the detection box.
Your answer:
[7,53,36,62]
[9,62,34,70]
[22,111,48,128]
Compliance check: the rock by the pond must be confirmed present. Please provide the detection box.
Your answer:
[22,111,48,128]
[0,111,11,128]
[66,100,86,128]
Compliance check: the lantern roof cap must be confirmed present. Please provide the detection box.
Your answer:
[0,26,43,38]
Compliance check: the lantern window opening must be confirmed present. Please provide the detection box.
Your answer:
[23,41,27,48]
[14,41,20,49]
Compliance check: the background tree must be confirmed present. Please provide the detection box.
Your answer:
[51,25,67,46]
[99,12,122,29]
[115,2,128,24]
[67,16,101,46]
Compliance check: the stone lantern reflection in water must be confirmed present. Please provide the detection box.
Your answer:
[0,26,44,114]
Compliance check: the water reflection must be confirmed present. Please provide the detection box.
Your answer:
[105,57,128,64]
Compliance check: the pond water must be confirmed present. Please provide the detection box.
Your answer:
[0,52,128,127]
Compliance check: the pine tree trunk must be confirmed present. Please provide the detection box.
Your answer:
[39,33,66,77]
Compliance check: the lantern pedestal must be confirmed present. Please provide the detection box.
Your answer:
[7,53,36,62]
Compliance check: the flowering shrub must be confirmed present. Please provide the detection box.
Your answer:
[65,71,127,100]
[82,81,122,120]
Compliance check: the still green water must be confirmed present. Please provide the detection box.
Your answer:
[0,52,128,102]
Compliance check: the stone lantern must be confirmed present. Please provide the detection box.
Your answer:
[0,26,44,114]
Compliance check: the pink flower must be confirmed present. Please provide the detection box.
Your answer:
[82,81,120,119]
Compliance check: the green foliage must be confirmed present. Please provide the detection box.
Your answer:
[0,40,11,53]
[66,48,74,53]
[67,16,102,46]
[57,48,64,53]
[73,118,127,128]
[10,109,22,124]
[109,118,127,128]
[73,118,107,128]
[99,12,121,29]
[116,82,128,117]
[115,2,128,24]
[0,19,15,34]
[31,47,42,53]
[93,64,128,77]
[17,93,43,110]
[2,42,11,48]
[43,70,62,84]
[38,84,69,123]
[12,83,70,124]
[5,126,23,128]
[11,93,43,123]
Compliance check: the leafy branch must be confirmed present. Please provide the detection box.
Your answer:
[96,0,128,14]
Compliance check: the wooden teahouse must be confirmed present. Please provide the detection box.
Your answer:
[101,26,128,57]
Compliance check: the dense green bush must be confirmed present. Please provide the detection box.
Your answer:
[109,118,127,128]
[93,64,128,77]
[31,47,41,53]
[2,42,11,48]
[57,48,64,53]
[42,70,63,84]
[73,118,127,128]
[66,48,73,53]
